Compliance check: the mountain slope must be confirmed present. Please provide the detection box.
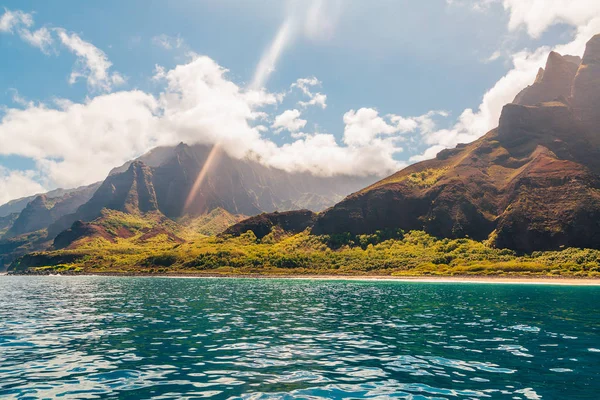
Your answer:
[313,35,600,253]
[49,161,159,237]
[150,143,377,217]
[2,183,100,239]
[48,142,377,238]
[0,183,100,219]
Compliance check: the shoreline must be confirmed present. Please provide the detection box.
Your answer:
[4,272,600,285]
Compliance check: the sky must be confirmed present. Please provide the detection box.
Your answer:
[0,0,599,205]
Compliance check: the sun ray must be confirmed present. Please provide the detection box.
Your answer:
[184,143,222,214]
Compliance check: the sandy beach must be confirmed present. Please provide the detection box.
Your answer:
[5,272,600,285]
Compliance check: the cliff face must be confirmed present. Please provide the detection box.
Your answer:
[514,51,581,106]
[572,34,600,133]
[0,183,100,219]
[49,161,159,237]
[3,184,99,239]
[313,35,600,253]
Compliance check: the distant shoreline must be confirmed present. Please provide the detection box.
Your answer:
[4,272,600,285]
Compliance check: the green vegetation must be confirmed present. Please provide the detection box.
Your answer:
[363,167,449,193]
[10,228,600,278]
[177,208,246,236]
[406,168,449,187]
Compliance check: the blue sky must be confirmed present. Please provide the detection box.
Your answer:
[0,0,599,204]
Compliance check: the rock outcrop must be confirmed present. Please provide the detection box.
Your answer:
[223,210,317,239]
[53,220,116,250]
[513,51,581,106]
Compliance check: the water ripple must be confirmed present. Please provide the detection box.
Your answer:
[0,276,599,399]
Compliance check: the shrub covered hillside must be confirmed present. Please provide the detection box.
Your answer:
[10,228,600,277]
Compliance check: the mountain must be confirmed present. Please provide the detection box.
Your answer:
[52,210,186,250]
[178,208,247,236]
[2,183,100,239]
[310,34,600,253]
[48,142,377,237]
[0,183,100,218]
[223,210,317,240]
[0,213,18,237]
[48,161,159,237]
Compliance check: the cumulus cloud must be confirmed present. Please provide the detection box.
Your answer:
[0,166,45,205]
[343,108,401,147]
[272,109,307,133]
[1,54,444,200]
[502,0,600,38]
[343,108,446,147]
[0,91,159,189]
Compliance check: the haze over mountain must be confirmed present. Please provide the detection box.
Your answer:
[0,141,377,241]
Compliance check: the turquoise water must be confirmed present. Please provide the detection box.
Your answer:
[1,277,599,399]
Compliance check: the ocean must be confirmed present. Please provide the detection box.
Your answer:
[1,276,599,399]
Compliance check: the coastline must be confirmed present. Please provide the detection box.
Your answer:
[4,272,600,285]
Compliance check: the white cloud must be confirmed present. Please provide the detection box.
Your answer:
[299,92,327,109]
[0,9,125,92]
[272,109,307,133]
[152,64,167,82]
[56,29,125,91]
[485,50,502,62]
[292,77,327,109]
[0,91,159,189]
[1,54,439,200]
[343,108,401,147]
[502,0,600,38]
[152,34,184,50]
[412,2,600,162]
[411,47,550,160]
[0,9,54,53]
[19,27,53,53]
[0,9,32,32]
[9,89,34,108]
[0,166,45,205]
[409,145,446,163]
[343,108,445,147]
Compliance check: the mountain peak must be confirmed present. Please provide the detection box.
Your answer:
[48,160,159,237]
[581,34,600,65]
[572,33,600,131]
[513,51,580,106]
